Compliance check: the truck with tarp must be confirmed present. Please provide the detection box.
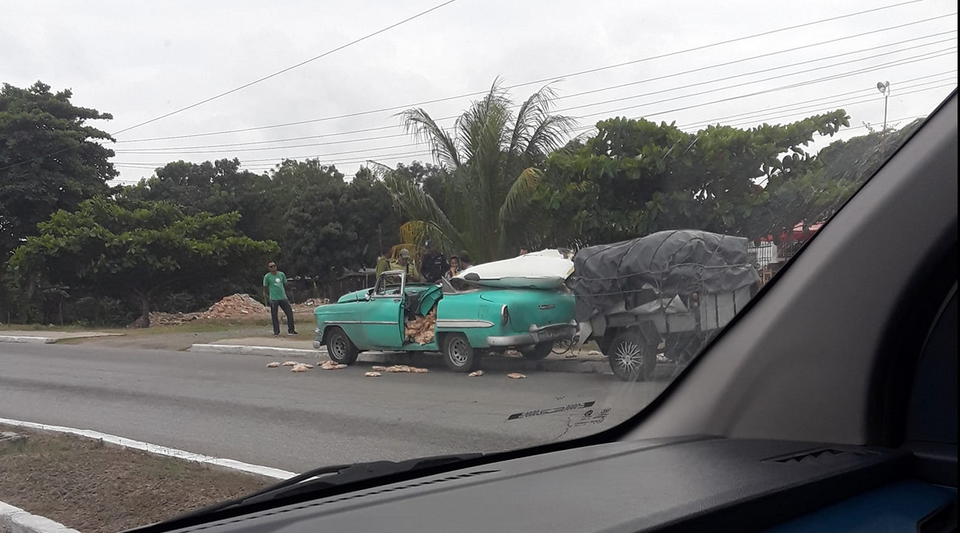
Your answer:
[566,230,761,381]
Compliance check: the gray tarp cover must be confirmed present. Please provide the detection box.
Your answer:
[567,230,760,322]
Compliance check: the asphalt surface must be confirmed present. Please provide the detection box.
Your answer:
[0,343,668,473]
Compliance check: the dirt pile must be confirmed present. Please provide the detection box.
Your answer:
[201,294,268,319]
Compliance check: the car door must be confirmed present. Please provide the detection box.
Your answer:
[363,271,406,350]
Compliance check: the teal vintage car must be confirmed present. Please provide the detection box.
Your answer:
[313,270,577,372]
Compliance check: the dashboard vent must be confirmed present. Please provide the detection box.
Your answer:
[766,448,877,466]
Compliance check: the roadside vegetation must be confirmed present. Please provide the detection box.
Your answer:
[1,80,921,328]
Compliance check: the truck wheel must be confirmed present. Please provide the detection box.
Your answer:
[520,342,553,360]
[608,332,657,382]
[326,327,359,365]
[442,333,479,372]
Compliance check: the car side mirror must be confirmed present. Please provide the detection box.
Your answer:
[364,289,373,301]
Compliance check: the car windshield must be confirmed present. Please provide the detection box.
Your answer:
[0,2,956,531]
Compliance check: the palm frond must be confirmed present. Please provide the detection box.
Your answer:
[398,108,461,169]
[383,171,465,252]
[499,167,543,227]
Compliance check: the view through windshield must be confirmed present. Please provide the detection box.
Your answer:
[1,1,957,531]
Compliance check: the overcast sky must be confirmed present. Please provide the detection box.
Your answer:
[2,0,956,183]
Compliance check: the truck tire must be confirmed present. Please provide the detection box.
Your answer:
[326,327,359,365]
[442,333,480,372]
[608,332,658,382]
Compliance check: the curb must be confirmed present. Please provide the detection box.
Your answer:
[188,343,613,374]
[0,336,56,345]
[0,418,295,481]
[0,500,80,533]
[190,344,322,359]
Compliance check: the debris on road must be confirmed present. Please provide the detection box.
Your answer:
[282,361,298,367]
[507,373,526,379]
[266,362,280,368]
[588,350,602,356]
[384,365,429,374]
[468,370,484,377]
[505,349,520,356]
[320,361,348,370]
[291,364,310,373]
[371,365,387,372]
[364,372,382,378]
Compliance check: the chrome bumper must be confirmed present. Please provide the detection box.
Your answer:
[486,322,577,347]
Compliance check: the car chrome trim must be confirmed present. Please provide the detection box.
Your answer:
[437,319,496,329]
[324,320,396,325]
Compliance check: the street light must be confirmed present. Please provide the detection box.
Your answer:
[877,81,891,131]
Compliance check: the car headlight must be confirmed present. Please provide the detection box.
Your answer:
[501,305,510,326]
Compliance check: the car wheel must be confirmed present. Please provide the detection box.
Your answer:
[520,342,553,360]
[608,332,657,382]
[442,333,479,372]
[326,327,359,365]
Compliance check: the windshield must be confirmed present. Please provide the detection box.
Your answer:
[0,1,956,531]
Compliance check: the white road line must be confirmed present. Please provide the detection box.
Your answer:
[0,417,295,480]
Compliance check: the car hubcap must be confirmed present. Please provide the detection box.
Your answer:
[449,339,469,367]
[614,341,643,374]
[332,336,346,359]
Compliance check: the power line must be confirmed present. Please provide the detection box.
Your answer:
[681,78,956,130]
[109,0,460,136]
[113,28,959,153]
[115,1,938,144]
[0,0,460,173]
[112,72,955,171]
[577,47,956,121]
[113,45,958,157]
[676,71,957,128]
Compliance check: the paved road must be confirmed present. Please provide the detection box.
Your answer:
[0,343,667,473]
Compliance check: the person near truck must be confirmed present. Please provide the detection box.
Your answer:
[263,261,297,337]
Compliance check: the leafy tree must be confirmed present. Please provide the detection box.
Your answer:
[6,198,278,327]
[282,163,400,279]
[529,111,849,247]
[748,118,925,244]
[0,81,117,260]
[382,81,577,261]
[120,159,276,243]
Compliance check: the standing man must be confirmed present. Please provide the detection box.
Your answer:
[420,240,446,283]
[390,248,422,282]
[375,244,392,278]
[263,261,297,337]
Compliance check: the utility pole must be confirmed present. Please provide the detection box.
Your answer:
[877,81,891,131]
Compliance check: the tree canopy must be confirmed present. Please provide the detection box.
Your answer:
[0,81,117,259]
[6,198,278,327]
[526,111,851,247]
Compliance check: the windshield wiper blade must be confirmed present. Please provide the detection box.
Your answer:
[244,452,483,505]
[145,453,482,530]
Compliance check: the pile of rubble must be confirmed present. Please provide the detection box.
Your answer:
[200,294,268,319]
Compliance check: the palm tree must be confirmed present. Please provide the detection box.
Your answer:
[379,80,577,262]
